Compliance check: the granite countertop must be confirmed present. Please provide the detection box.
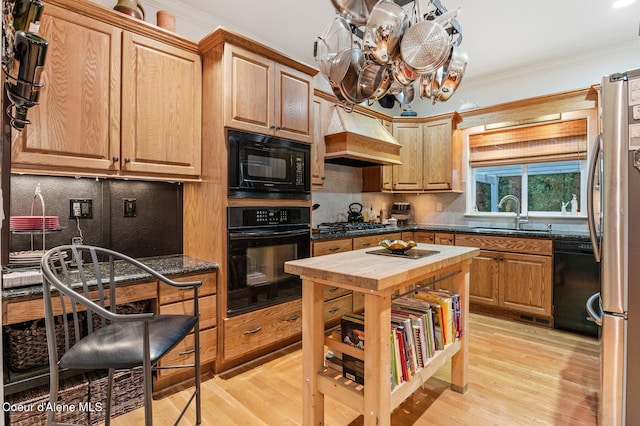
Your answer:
[311,224,592,242]
[2,254,219,301]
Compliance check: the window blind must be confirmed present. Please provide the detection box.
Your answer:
[469,119,587,167]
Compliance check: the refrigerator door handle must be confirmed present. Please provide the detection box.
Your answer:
[586,292,603,326]
[587,134,603,263]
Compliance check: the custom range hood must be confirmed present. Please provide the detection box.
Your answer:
[324,106,402,167]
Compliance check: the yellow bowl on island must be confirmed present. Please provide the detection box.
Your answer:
[379,239,417,254]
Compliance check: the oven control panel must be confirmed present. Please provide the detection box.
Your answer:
[228,206,311,229]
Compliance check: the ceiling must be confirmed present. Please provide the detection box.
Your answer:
[176,0,640,85]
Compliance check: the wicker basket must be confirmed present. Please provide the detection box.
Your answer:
[90,300,150,331]
[3,313,84,371]
[5,375,89,425]
[87,369,145,425]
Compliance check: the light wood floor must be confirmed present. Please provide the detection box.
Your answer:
[111,313,599,425]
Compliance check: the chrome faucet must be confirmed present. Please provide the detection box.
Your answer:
[498,194,529,229]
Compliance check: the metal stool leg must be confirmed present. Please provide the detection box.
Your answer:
[105,368,114,425]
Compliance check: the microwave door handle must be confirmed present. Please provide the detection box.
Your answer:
[587,134,603,263]
[228,229,309,240]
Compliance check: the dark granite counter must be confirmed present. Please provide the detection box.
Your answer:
[2,254,219,301]
[311,224,591,242]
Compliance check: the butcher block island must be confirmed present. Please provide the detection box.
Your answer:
[285,243,479,426]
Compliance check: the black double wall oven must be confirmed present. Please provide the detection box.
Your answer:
[227,129,311,316]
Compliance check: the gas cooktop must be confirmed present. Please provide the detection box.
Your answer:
[316,222,390,235]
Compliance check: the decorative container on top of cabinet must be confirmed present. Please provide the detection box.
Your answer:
[10,0,202,180]
[224,44,313,144]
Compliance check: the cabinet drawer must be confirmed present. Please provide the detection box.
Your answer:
[157,326,217,378]
[160,294,217,330]
[324,294,352,323]
[401,231,414,241]
[414,231,435,244]
[456,233,552,256]
[223,298,302,360]
[313,239,352,256]
[323,285,351,301]
[159,272,217,305]
[353,232,402,250]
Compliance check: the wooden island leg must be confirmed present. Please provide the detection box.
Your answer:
[450,260,470,393]
[363,291,392,426]
[302,278,326,424]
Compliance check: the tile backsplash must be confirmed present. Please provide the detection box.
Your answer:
[9,175,183,258]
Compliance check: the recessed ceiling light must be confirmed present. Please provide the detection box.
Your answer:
[613,0,636,8]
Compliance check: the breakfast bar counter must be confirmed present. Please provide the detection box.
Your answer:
[285,243,479,426]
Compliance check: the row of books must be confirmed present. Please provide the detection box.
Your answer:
[335,290,461,388]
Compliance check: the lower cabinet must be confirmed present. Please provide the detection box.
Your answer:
[456,233,553,319]
[223,298,302,361]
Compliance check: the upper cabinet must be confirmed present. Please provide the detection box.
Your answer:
[10,1,202,180]
[391,121,422,191]
[120,33,202,177]
[224,45,313,144]
[362,113,462,193]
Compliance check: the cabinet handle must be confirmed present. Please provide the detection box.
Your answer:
[285,314,300,322]
[270,124,276,129]
[328,287,340,293]
[429,237,434,241]
[361,242,372,247]
[179,348,195,356]
[322,176,326,180]
[244,327,262,335]
[112,156,119,162]
[493,256,498,260]
[328,307,341,313]
[499,257,504,261]
[329,246,341,252]
[448,237,453,242]
[124,157,131,163]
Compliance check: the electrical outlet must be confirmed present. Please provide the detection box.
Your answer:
[69,199,92,219]
[123,198,137,217]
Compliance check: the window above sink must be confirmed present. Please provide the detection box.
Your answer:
[463,109,597,219]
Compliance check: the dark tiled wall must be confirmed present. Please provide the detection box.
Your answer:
[9,175,183,258]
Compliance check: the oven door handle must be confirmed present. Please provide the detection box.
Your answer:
[228,229,310,240]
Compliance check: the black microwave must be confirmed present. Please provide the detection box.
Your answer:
[228,129,311,200]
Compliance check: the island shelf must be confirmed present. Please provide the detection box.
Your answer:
[285,243,479,426]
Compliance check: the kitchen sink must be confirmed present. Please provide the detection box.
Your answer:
[469,227,552,235]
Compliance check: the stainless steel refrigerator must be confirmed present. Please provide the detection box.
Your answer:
[587,68,640,425]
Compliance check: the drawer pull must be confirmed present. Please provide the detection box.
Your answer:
[285,314,300,322]
[328,287,340,292]
[244,327,262,335]
[329,246,341,252]
[361,242,372,247]
[179,348,195,356]
[328,307,341,314]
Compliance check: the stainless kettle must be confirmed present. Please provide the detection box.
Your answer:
[347,202,364,223]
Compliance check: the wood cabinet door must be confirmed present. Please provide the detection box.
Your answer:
[392,122,422,191]
[274,64,313,143]
[499,252,552,317]
[223,44,274,135]
[121,32,202,177]
[11,4,121,173]
[468,250,500,306]
[422,118,453,190]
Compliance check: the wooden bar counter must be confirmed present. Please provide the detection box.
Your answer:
[285,243,479,426]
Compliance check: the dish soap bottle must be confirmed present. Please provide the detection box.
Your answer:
[571,194,578,213]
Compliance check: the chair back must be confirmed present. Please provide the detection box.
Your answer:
[40,245,153,366]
